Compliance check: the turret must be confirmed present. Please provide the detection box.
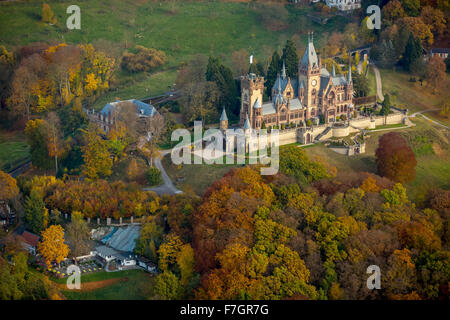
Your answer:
[347,62,352,84]
[220,107,228,132]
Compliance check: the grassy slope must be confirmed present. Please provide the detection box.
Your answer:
[0,0,351,109]
[379,68,450,119]
[0,130,30,171]
[305,117,449,202]
[162,153,240,196]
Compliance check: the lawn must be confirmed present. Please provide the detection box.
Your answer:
[367,66,377,98]
[59,269,154,300]
[0,130,30,172]
[369,123,408,131]
[162,153,240,196]
[0,0,353,110]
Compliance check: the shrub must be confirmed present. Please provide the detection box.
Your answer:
[121,46,166,73]
[146,167,162,186]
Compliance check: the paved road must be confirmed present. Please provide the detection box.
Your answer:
[410,109,450,130]
[371,64,384,102]
[144,150,182,196]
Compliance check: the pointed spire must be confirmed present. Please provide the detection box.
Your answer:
[243,113,251,130]
[281,60,286,80]
[220,107,228,121]
[331,64,336,77]
[277,75,282,92]
[347,62,352,84]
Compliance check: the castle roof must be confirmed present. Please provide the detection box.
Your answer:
[300,37,319,69]
[331,75,347,86]
[347,63,352,83]
[274,92,286,106]
[253,97,262,109]
[243,114,251,129]
[101,99,158,117]
[273,76,298,97]
[262,102,276,115]
[220,107,228,121]
[289,98,303,110]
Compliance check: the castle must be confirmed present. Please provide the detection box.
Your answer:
[239,34,354,130]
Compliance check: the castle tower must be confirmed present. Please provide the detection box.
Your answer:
[253,97,262,129]
[220,107,228,132]
[240,73,264,127]
[298,32,321,110]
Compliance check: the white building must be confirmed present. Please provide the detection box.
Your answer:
[325,0,361,11]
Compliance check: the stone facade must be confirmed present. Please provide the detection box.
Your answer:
[239,35,354,130]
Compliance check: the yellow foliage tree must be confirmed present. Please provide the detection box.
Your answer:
[176,244,195,287]
[0,170,19,200]
[42,3,57,25]
[38,225,69,266]
[84,73,98,95]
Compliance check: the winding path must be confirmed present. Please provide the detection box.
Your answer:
[143,149,182,196]
[371,64,384,102]
[410,109,450,130]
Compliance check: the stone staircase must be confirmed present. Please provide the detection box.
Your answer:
[314,126,332,142]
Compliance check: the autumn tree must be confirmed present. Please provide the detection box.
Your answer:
[42,3,57,25]
[325,32,345,57]
[420,6,446,37]
[126,158,139,181]
[38,225,69,267]
[25,189,48,234]
[375,132,417,183]
[81,124,113,179]
[121,46,166,73]
[231,49,249,77]
[382,0,406,24]
[46,112,64,174]
[25,118,65,170]
[177,244,195,287]
[399,17,433,46]
[8,54,43,119]
[135,218,164,262]
[425,55,446,93]
[0,252,58,300]
[0,170,19,200]
[280,145,330,183]
[400,0,420,16]
[65,211,90,261]
[154,271,181,300]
